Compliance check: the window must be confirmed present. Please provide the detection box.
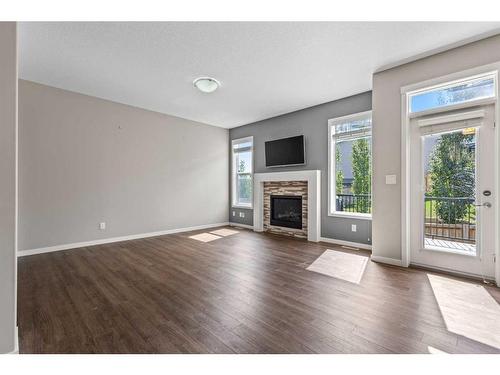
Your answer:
[232,136,253,208]
[422,128,477,255]
[409,75,495,114]
[328,111,372,218]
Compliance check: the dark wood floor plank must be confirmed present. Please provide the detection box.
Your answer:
[17,226,500,354]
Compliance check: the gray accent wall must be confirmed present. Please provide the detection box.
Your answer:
[0,22,17,353]
[229,92,372,245]
[372,34,500,262]
[18,80,229,251]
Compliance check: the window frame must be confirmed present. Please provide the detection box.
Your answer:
[408,72,497,117]
[328,110,373,220]
[231,136,254,209]
[400,64,500,270]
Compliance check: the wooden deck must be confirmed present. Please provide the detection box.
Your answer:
[425,238,476,254]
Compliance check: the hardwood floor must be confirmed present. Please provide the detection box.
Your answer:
[17,226,500,354]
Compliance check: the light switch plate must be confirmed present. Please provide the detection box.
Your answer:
[351,224,357,232]
[385,174,397,185]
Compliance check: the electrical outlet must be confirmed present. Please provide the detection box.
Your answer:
[232,211,236,217]
[239,212,245,218]
[99,222,106,230]
[351,224,357,232]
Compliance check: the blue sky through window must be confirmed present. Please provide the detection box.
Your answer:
[410,76,494,113]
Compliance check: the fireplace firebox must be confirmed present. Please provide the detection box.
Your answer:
[270,195,302,229]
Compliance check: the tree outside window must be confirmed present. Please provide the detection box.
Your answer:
[427,130,475,223]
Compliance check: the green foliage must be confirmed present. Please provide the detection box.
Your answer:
[335,147,344,194]
[238,176,252,201]
[238,159,246,173]
[237,159,251,201]
[351,138,371,213]
[428,132,475,223]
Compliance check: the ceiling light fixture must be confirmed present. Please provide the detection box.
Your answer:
[193,77,220,93]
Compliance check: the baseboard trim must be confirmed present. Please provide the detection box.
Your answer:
[13,326,18,354]
[6,326,18,354]
[17,222,230,257]
[370,255,404,267]
[319,236,372,250]
[228,222,254,230]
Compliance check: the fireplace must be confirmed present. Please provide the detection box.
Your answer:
[254,170,320,241]
[270,195,303,229]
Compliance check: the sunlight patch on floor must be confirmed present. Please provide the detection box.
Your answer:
[427,346,449,354]
[210,228,239,237]
[428,274,500,350]
[189,233,222,243]
[306,249,368,284]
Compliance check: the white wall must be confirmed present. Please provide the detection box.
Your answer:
[0,22,17,353]
[372,34,500,262]
[18,80,229,252]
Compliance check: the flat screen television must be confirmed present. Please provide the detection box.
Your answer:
[265,135,305,167]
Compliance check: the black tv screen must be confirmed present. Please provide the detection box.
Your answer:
[265,135,305,167]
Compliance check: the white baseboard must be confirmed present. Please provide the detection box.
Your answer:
[6,326,18,354]
[13,326,18,354]
[319,236,372,250]
[228,222,254,230]
[370,255,404,267]
[17,222,230,257]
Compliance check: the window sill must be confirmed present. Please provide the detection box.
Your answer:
[328,212,372,221]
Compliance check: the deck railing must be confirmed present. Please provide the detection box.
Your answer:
[335,194,475,243]
[424,196,476,243]
[336,194,371,214]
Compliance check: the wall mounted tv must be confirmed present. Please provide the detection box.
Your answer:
[265,135,305,167]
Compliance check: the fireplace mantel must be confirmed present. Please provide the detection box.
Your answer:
[253,170,321,242]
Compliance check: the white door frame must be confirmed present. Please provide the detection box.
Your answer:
[400,62,500,286]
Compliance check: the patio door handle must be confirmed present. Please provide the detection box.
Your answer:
[475,202,492,208]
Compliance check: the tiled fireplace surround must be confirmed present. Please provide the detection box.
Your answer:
[253,170,321,242]
[263,181,308,239]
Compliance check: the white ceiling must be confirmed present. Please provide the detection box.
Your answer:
[19,22,500,128]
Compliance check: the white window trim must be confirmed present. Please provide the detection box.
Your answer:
[232,136,254,209]
[407,72,496,115]
[400,62,500,282]
[401,69,498,96]
[328,110,372,219]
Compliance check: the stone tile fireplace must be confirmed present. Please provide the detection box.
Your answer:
[253,170,321,242]
[264,181,307,238]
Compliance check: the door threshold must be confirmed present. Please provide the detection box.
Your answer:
[410,262,496,285]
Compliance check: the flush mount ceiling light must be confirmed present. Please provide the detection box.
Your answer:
[193,77,220,93]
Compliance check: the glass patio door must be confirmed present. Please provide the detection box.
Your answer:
[409,105,496,278]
